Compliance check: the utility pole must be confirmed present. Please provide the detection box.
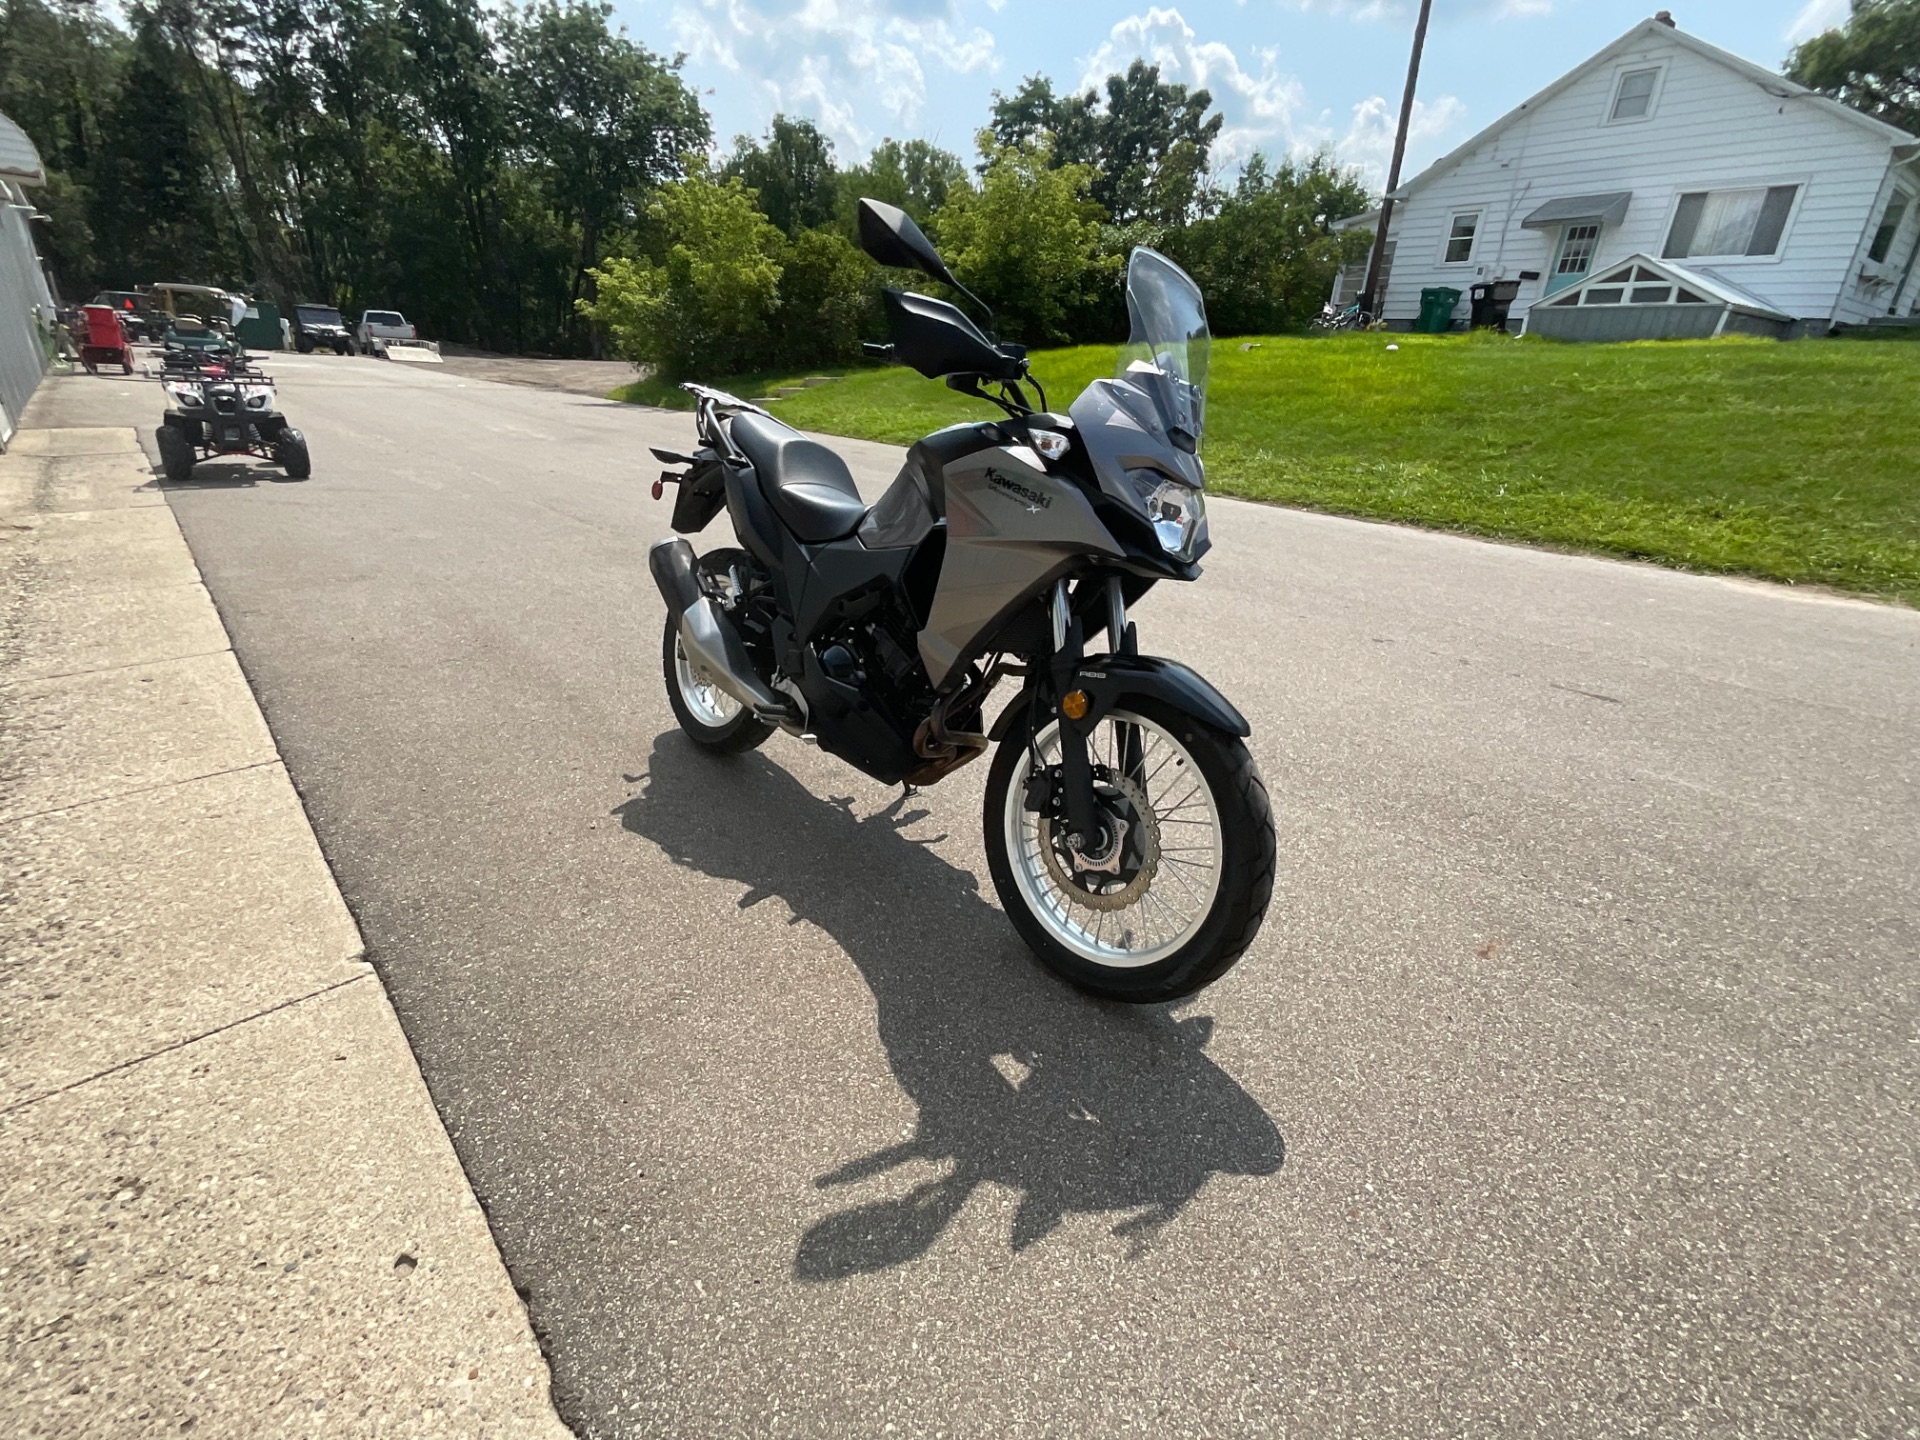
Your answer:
[1359,0,1434,322]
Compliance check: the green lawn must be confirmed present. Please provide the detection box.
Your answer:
[615,333,1920,605]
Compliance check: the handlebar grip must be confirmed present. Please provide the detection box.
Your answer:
[862,342,895,359]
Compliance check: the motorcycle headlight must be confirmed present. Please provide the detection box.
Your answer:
[1125,468,1206,561]
[246,391,268,409]
[166,382,203,408]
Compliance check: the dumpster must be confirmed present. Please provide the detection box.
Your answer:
[235,301,283,351]
[1416,286,1462,333]
[1470,280,1522,332]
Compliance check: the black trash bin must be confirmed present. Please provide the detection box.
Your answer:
[1470,280,1523,332]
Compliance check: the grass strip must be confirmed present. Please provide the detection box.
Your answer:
[615,332,1920,605]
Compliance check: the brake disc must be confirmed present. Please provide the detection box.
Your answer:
[1038,774,1161,913]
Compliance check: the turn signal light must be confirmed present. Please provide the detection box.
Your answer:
[1060,690,1089,720]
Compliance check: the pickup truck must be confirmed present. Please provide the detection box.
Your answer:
[356,309,434,358]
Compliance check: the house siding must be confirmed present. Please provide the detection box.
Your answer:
[1377,29,1908,333]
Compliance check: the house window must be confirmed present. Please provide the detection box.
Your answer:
[1556,224,1600,278]
[1869,194,1910,264]
[1444,213,1479,264]
[1610,68,1660,122]
[1663,186,1800,259]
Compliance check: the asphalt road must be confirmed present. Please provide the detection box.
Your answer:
[47,352,1920,1436]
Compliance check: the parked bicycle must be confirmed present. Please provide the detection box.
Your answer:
[1312,301,1375,333]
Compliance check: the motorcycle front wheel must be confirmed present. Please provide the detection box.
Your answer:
[984,698,1275,1003]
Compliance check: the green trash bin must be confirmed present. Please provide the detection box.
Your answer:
[1416,287,1462,334]
[235,302,283,350]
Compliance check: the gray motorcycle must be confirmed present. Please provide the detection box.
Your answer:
[647,200,1274,1001]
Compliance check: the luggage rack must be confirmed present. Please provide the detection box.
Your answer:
[158,347,274,386]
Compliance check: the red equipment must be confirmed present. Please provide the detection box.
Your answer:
[78,304,134,375]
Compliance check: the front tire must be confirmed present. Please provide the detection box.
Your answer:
[661,547,774,754]
[155,424,196,484]
[984,697,1275,1003]
[274,428,311,479]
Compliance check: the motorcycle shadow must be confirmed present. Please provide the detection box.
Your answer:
[615,734,1285,1282]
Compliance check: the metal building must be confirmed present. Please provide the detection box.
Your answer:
[0,108,53,447]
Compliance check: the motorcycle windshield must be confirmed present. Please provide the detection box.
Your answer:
[1118,248,1209,450]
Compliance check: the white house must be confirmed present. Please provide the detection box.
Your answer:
[1337,13,1920,339]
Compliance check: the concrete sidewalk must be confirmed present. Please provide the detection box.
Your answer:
[0,417,571,1436]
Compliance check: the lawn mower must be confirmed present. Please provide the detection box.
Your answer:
[155,346,310,484]
[76,304,135,374]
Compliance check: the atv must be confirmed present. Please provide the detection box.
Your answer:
[155,346,310,483]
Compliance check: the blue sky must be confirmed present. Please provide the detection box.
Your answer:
[614,0,1854,186]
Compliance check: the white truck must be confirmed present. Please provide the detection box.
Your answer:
[355,309,441,362]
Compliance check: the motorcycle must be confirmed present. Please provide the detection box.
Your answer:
[646,199,1274,1002]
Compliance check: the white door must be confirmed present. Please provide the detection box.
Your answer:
[1546,224,1601,295]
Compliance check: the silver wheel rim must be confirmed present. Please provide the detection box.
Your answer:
[1003,710,1222,969]
[673,634,742,729]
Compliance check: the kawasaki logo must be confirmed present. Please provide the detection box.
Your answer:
[986,468,1051,512]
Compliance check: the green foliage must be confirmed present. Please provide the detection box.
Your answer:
[772,227,877,371]
[581,164,782,380]
[933,135,1117,346]
[837,137,964,229]
[1162,152,1375,334]
[725,114,839,237]
[719,336,1920,605]
[1788,0,1920,136]
[500,1,709,319]
[987,60,1223,224]
[0,0,709,352]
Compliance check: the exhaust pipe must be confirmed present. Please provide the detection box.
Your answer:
[648,538,790,717]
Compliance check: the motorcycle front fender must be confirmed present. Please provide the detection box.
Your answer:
[988,653,1251,743]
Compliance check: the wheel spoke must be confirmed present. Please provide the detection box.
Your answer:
[1002,710,1224,971]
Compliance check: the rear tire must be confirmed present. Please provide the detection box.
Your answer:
[661,546,774,754]
[984,697,1275,1003]
[275,428,311,479]
[155,424,195,484]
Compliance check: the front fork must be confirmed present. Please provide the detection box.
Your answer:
[1044,576,1135,851]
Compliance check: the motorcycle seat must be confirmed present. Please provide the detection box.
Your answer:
[731,413,866,544]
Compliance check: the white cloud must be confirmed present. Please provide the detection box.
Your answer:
[1074,7,1468,184]
[1277,0,1553,19]
[1335,91,1470,188]
[1785,0,1848,44]
[1077,8,1309,171]
[669,0,996,154]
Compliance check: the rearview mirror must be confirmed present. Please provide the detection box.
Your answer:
[857,198,956,287]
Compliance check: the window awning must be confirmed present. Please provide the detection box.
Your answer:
[1521,192,1632,230]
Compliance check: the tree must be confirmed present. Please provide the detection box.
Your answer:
[837,137,963,228]
[986,61,1223,225]
[397,0,506,342]
[580,162,783,379]
[772,227,875,369]
[500,0,707,342]
[724,114,838,236]
[1161,151,1372,335]
[932,134,1115,346]
[89,7,233,286]
[1788,0,1920,136]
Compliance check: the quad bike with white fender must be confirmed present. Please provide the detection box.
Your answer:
[155,348,310,484]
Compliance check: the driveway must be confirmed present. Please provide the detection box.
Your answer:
[35,353,1920,1436]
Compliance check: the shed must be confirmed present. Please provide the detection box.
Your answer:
[1523,254,1794,340]
[0,110,44,185]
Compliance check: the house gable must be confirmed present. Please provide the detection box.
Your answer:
[1391,19,1916,207]
[1369,20,1916,329]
